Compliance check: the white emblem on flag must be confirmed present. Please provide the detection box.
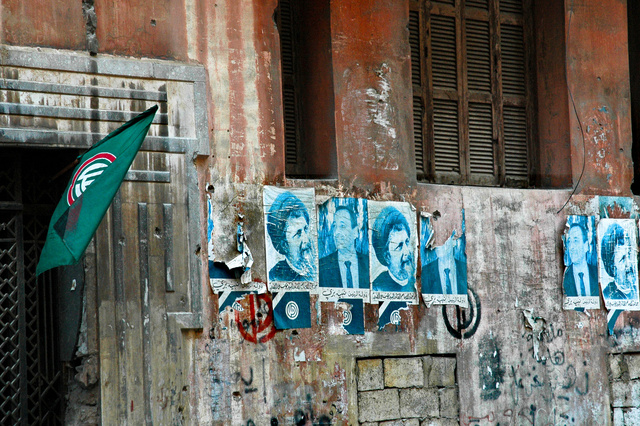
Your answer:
[285,301,299,320]
[67,152,116,206]
[342,310,352,326]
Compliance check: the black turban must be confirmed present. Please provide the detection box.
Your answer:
[601,222,630,278]
[372,206,410,267]
[266,191,309,255]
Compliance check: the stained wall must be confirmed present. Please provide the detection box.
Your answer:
[0,0,636,424]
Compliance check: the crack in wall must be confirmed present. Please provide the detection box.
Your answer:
[82,0,98,54]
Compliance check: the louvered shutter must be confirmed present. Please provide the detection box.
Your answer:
[278,0,302,175]
[411,0,531,186]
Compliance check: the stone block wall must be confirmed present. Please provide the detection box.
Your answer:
[357,356,458,425]
[611,353,640,424]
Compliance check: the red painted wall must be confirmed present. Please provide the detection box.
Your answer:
[332,0,416,190]
[95,0,188,60]
[566,0,633,195]
[2,0,85,49]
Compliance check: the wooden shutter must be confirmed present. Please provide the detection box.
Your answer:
[278,0,303,175]
[412,0,532,186]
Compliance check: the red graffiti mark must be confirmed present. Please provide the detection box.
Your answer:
[235,293,277,343]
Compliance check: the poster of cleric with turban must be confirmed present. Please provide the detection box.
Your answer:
[562,215,600,310]
[420,213,469,308]
[317,198,370,301]
[597,218,640,310]
[369,201,418,304]
[263,186,318,291]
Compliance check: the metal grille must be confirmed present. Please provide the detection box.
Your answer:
[431,15,457,90]
[0,151,64,425]
[466,19,491,93]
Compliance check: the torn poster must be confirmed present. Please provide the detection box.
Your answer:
[597,218,640,310]
[272,291,311,329]
[378,301,409,329]
[218,290,255,313]
[562,215,600,310]
[420,212,469,308]
[317,197,370,301]
[208,193,264,294]
[336,298,365,335]
[264,186,318,292]
[369,201,418,304]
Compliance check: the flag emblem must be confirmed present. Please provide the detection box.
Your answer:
[342,310,352,326]
[36,105,158,276]
[285,301,299,320]
[67,153,116,206]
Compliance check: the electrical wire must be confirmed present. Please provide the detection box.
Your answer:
[557,8,587,215]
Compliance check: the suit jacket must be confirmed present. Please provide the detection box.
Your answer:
[421,259,467,295]
[372,270,414,293]
[269,260,310,282]
[319,251,370,289]
[602,280,637,301]
[563,263,599,297]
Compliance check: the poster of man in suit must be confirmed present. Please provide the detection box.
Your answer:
[597,218,640,310]
[317,198,370,301]
[368,201,418,304]
[263,186,317,291]
[420,213,469,308]
[562,215,600,310]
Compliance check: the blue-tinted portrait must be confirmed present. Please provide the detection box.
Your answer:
[317,198,369,289]
[370,202,417,293]
[562,216,598,298]
[598,219,639,306]
[420,214,467,296]
[264,187,317,284]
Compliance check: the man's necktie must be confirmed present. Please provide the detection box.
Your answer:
[345,261,354,288]
[445,268,452,294]
[578,272,586,297]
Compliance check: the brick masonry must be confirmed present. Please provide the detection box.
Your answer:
[357,355,458,425]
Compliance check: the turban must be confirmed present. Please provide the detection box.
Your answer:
[372,206,410,267]
[266,191,309,255]
[600,222,629,278]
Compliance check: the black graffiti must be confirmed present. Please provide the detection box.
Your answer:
[233,367,258,394]
[478,334,505,401]
[443,287,481,339]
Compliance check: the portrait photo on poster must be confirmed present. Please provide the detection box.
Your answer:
[597,218,640,310]
[420,213,469,308]
[263,186,318,291]
[562,215,600,310]
[368,201,418,304]
[317,197,370,301]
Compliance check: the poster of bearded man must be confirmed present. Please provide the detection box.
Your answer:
[263,186,318,291]
[368,201,418,304]
[597,218,640,310]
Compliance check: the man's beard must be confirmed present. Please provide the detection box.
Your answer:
[293,246,315,277]
[390,256,414,281]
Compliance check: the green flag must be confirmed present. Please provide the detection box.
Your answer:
[36,105,158,276]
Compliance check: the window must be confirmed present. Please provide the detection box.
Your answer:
[410,0,534,187]
[277,0,337,178]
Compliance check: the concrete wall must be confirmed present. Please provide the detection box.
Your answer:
[2,0,638,424]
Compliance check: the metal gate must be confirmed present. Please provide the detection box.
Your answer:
[0,150,67,425]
